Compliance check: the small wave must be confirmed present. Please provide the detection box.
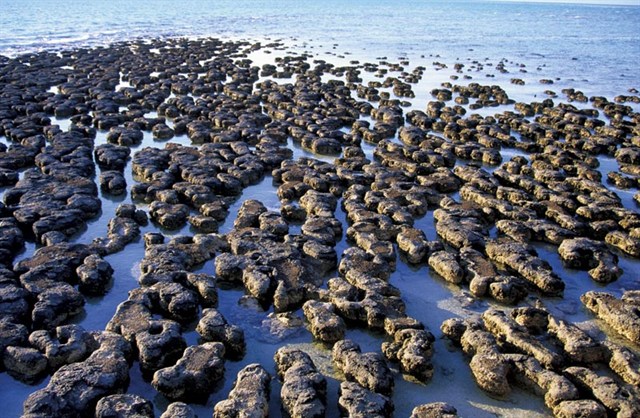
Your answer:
[38,33,92,45]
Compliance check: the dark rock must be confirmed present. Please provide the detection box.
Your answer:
[106,299,153,344]
[581,291,640,345]
[0,317,29,358]
[22,332,131,417]
[0,275,30,323]
[106,126,143,146]
[188,215,218,232]
[274,347,327,418]
[136,319,186,375]
[99,171,127,195]
[196,308,246,359]
[259,211,288,236]
[558,238,622,283]
[151,281,199,323]
[302,300,346,343]
[302,216,342,245]
[234,199,267,228]
[2,345,48,383]
[94,144,131,171]
[29,324,95,370]
[213,363,271,418]
[186,272,218,307]
[149,201,190,229]
[0,217,24,266]
[214,253,247,284]
[160,402,196,418]
[32,284,85,330]
[95,394,154,418]
[152,342,226,401]
[302,239,338,276]
[338,381,393,418]
[410,402,459,418]
[140,235,217,274]
[152,123,175,140]
[76,254,113,295]
[333,339,394,395]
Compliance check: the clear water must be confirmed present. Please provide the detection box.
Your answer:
[1,0,639,95]
[1,1,639,417]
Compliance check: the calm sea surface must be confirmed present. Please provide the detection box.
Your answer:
[1,1,639,417]
[1,0,639,95]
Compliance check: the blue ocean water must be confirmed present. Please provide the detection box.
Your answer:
[1,0,639,96]
[1,1,640,417]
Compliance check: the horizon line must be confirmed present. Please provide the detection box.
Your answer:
[487,0,640,6]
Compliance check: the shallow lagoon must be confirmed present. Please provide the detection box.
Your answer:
[0,13,639,417]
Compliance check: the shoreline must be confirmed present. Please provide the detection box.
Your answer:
[1,36,639,417]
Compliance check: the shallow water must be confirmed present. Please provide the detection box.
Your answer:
[1,0,639,96]
[1,1,640,417]
[2,42,638,417]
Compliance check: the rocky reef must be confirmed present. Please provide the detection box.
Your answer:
[0,37,638,417]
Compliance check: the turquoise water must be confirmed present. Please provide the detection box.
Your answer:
[1,1,640,417]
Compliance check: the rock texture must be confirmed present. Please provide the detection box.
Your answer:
[213,363,271,418]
